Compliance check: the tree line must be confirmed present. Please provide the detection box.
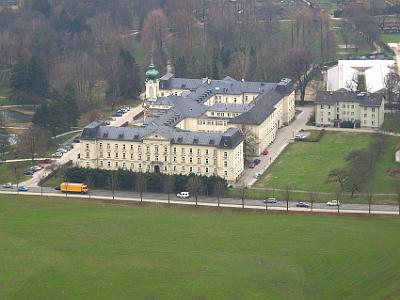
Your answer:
[64,167,227,199]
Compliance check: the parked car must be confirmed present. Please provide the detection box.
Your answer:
[254,172,262,178]
[52,152,63,157]
[43,159,54,164]
[249,162,256,169]
[263,198,277,204]
[294,134,307,140]
[57,148,68,154]
[261,149,268,155]
[32,165,43,171]
[115,112,123,117]
[24,170,34,176]
[2,182,13,188]
[326,200,340,206]
[64,143,73,149]
[177,192,190,198]
[253,159,261,165]
[17,186,29,192]
[105,120,111,125]
[296,202,310,208]
[73,137,80,143]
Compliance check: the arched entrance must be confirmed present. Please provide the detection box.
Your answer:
[154,165,160,173]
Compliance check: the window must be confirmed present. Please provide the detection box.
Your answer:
[122,162,126,169]
[155,155,159,161]
[224,161,228,167]
[224,170,228,176]
[107,161,111,167]
[122,153,126,159]
[205,149,209,155]
[372,108,375,112]
[189,148,193,154]
[164,156,167,162]
[197,149,201,156]
[364,114,367,117]
[146,146,150,153]
[173,147,177,154]
[320,105,323,109]
[372,114,375,118]
[189,157,193,163]
[107,152,111,158]
[115,162,118,167]
[189,166,193,173]
[224,151,228,158]
[86,143,89,150]
[99,143,103,149]
[147,155,150,161]
[205,158,209,165]
[107,143,110,149]
[130,145,134,150]
[154,145,158,153]
[122,144,126,150]
[131,154,134,160]
[86,152,90,158]
[115,153,118,158]
[351,105,354,109]
[138,145,141,152]
[100,161,103,167]
[197,158,201,164]
[99,152,103,158]
[138,154,142,160]
[372,121,375,125]
[205,167,209,173]
[164,146,168,154]
[174,156,177,162]
[181,157,185,163]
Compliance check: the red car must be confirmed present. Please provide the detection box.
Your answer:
[249,162,256,168]
[261,149,268,155]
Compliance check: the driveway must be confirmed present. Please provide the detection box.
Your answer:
[235,106,313,187]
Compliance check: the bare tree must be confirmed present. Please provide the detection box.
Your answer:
[239,186,247,209]
[18,126,48,163]
[384,71,400,113]
[284,183,290,211]
[163,175,174,204]
[136,172,147,203]
[85,174,95,199]
[108,172,119,201]
[309,190,317,212]
[214,179,225,208]
[366,188,373,215]
[286,47,315,105]
[239,125,259,161]
[335,184,342,214]
[186,176,203,206]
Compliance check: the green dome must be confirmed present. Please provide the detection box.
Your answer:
[146,61,159,80]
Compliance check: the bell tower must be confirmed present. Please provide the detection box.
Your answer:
[145,59,159,103]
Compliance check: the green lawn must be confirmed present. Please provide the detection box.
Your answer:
[1,195,400,299]
[0,161,33,183]
[255,132,373,192]
[381,33,400,43]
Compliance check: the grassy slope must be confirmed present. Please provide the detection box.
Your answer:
[254,132,374,192]
[0,161,32,183]
[0,195,400,299]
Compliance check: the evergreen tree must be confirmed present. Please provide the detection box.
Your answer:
[117,49,141,99]
[29,56,49,97]
[10,55,30,94]
[174,56,187,77]
[63,84,79,128]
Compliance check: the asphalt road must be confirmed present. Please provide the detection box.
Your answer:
[1,186,398,216]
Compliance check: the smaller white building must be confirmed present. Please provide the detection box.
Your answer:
[327,59,395,93]
[315,91,385,128]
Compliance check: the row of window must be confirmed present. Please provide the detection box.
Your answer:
[320,104,376,112]
[320,118,376,126]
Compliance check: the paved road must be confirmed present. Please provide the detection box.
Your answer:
[302,125,400,137]
[19,105,144,187]
[1,187,398,216]
[235,106,314,187]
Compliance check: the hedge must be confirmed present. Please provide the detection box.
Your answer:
[65,167,227,196]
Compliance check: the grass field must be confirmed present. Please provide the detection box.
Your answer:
[0,161,32,183]
[254,132,400,193]
[381,33,400,43]
[1,195,400,299]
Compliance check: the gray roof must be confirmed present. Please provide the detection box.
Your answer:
[81,122,243,149]
[160,73,277,95]
[229,90,284,125]
[315,91,384,107]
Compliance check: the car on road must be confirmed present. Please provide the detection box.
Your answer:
[326,200,340,206]
[177,192,190,198]
[32,165,43,171]
[54,185,61,190]
[2,182,13,188]
[254,172,262,178]
[24,170,34,176]
[17,186,29,192]
[253,159,261,165]
[249,162,256,168]
[296,202,310,208]
[73,137,80,143]
[64,144,74,150]
[115,112,123,117]
[52,152,63,157]
[261,149,268,155]
[263,198,277,204]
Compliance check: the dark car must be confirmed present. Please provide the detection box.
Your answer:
[261,149,268,155]
[254,159,261,165]
[296,202,310,208]
[54,185,61,191]
[73,137,80,143]
[17,186,29,192]
[24,170,34,176]
[249,162,256,168]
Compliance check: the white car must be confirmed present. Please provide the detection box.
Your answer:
[2,182,13,188]
[177,192,190,198]
[57,148,68,153]
[52,152,63,157]
[327,200,340,206]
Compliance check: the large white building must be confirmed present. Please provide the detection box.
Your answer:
[327,59,395,93]
[79,63,296,182]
